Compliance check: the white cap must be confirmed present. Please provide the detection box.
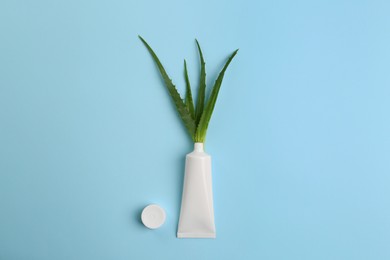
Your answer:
[141,204,166,229]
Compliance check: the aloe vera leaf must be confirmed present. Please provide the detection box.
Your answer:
[184,60,195,120]
[194,40,206,126]
[195,49,238,142]
[139,36,196,140]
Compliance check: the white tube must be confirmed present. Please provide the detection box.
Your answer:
[177,143,216,238]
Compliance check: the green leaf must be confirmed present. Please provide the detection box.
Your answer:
[184,60,195,120]
[139,36,196,141]
[195,49,238,142]
[194,39,206,126]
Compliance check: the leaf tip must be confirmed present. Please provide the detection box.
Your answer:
[195,39,202,51]
[138,36,148,46]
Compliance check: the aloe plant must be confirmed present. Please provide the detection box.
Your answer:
[139,36,238,143]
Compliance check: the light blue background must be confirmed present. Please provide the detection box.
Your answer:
[1,0,389,259]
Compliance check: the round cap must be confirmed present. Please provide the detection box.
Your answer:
[141,204,166,229]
